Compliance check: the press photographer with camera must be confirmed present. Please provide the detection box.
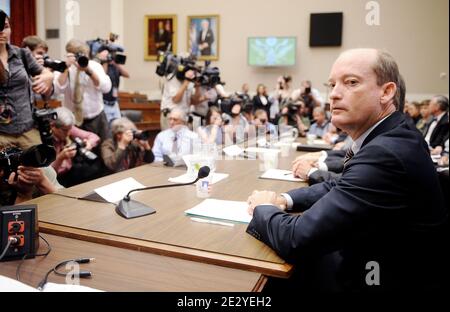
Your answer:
[53,39,112,142]
[101,117,154,173]
[0,11,54,150]
[96,44,130,123]
[48,107,100,187]
[291,80,324,119]
[277,102,308,137]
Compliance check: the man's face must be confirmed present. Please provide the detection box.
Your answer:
[201,20,209,31]
[33,46,47,59]
[328,50,387,137]
[429,98,440,115]
[169,112,185,131]
[313,111,325,124]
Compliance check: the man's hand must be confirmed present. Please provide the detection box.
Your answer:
[185,70,195,80]
[58,146,77,161]
[247,190,287,216]
[292,160,316,181]
[35,54,45,66]
[31,70,54,95]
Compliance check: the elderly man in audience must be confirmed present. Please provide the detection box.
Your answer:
[152,108,199,162]
[50,107,101,187]
[308,107,331,138]
[102,118,155,173]
[416,100,433,135]
[424,95,449,151]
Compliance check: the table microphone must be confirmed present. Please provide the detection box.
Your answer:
[116,166,211,219]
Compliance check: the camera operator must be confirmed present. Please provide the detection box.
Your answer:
[0,164,60,206]
[277,103,308,137]
[0,11,54,150]
[96,45,130,123]
[101,117,155,173]
[291,80,324,119]
[160,67,196,130]
[50,107,101,187]
[53,39,112,142]
[223,99,250,144]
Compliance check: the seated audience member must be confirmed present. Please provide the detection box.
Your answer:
[50,107,102,187]
[0,165,60,206]
[197,106,224,145]
[246,49,446,291]
[224,100,249,144]
[308,107,330,138]
[102,118,155,173]
[417,100,433,135]
[152,109,199,162]
[277,103,308,136]
[252,84,273,118]
[407,101,422,125]
[424,95,449,149]
[253,109,277,137]
[242,103,254,124]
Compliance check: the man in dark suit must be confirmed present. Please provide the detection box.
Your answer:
[246,49,447,291]
[424,95,449,149]
[197,19,214,56]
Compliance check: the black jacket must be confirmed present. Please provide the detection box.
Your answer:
[427,112,449,148]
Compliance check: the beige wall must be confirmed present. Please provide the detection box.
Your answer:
[38,0,449,99]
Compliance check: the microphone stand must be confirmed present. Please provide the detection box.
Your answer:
[116,167,210,219]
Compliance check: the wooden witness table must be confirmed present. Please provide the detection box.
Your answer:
[19,147,309,291]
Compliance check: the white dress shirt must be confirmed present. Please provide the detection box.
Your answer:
[425,112,446,146]
[161,77,193,114]
[54,61,112,120]
[152,126,199,162]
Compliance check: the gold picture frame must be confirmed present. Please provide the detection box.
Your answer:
[187,15,220,61]
[144,15,177,61]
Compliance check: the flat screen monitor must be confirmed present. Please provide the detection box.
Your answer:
[248,37,296,67]
[310,12,343,47]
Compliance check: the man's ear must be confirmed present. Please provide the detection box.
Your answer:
[380,82,397,106]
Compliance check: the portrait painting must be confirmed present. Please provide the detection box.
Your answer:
[145,15,177,61]
[187,15,219,61]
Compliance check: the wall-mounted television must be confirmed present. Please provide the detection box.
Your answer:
[248,37,296,67]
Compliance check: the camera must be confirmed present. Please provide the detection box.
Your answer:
[87,37,127,65]
[156,50,200,81]
[69,137,97,161]
[43,55,67,73]
[212,96,243,117]
[132,130,151,141]
[197,63,223,88]
[0,145,56,182]
[75,53,89,68]
[304,87,312,95]
[33,108,58,146]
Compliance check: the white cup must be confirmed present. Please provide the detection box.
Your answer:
[280,144,291,157]
[307,134,317,145]
[263,152,279,171]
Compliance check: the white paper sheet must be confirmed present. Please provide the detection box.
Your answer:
[185,199,252,224]
[222,145,244,157]
[261,169,304,182]
[94,178,145,203]
[168,173,229,185]
[0,276,102,292]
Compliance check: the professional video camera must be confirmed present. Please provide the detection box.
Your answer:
[212,96,244,117]
[87,37,127,65]
[33,108,58,147]
[0,145,56,182]
[68,137,97,161]
[156,49,200,81]
[133,130,151,141]
[197,61,224,88]
[43,55,67,73]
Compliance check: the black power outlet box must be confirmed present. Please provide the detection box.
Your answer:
[0,205,39,262]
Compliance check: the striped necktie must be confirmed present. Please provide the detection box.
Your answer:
[172,134,178,154]
[344,147,355,167]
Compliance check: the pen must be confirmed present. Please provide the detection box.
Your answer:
[190,217,235,227]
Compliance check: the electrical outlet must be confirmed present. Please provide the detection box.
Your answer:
[0,205,38,262]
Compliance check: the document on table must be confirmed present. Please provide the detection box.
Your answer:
[168,173,229,185]
[94,178,145,203]
[260,169,304,182]
[223,145,244,157]
[185,199,252,224]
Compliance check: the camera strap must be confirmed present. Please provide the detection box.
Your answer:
[18,48,35,112]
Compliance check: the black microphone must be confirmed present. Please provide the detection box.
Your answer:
[116,166,211,219]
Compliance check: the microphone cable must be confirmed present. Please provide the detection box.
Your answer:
[16,234,52,282]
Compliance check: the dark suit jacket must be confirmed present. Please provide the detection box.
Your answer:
[252,95,272,117]
[309,170,341,185]
[427,112,449,148]
[247,112,447,291]
[197,29,214,56]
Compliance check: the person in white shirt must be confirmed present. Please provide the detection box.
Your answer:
[291,80,325,119]
[152,108,199,162]
[54,39,112,142]
[160,69,196,130]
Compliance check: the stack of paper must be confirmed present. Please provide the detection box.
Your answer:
[260,169,304,182]
[93,178,145,203]
[185,199,252,224]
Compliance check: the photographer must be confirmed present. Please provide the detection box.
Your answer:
[21,36,48,67]
[0,165,60,206]
[50,107,101,187]
[291,80,324,119]
[96,45,130,123]
[102,117,155,173]
[274,75,293,106]
[0,11,54,150]
[53,39,112,142]
[160,68,196,130]
[277,103,308,136]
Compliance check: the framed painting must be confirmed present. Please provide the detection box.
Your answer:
[145,15,177,61]
[187,15,219,61]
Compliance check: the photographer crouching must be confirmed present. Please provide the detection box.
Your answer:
[0,11,54,150]
[50,107,103,187]
[101,118,155,174]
